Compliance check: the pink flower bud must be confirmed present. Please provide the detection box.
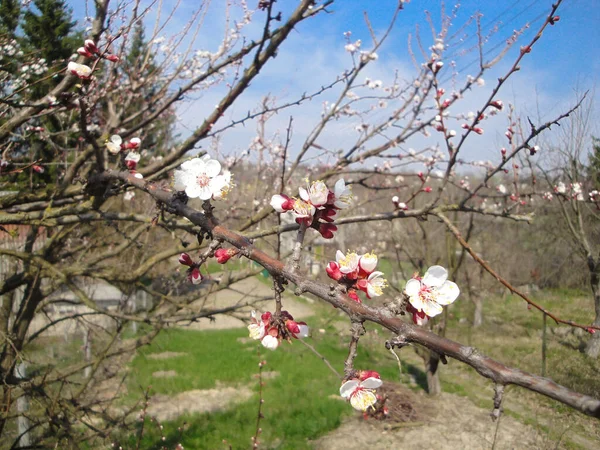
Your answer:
[472,127,484,135]
[179,252,193,266]
[261,311,272,324]
[215,248,238,264]
[326,261,342,281]
[285,320,300,335]
[490,100,503,110]
[126,160,137,170]
[188,267,203,284]
[358,370,381,381]
[270,194,294,213]
[501,148,507,156]
[84,39,99,54]
[588,327,596,334]
[423,186,432,193]
[33,164,44,173]
[77,47,94,58]
[104,54,120,62]
[318,223,337,239]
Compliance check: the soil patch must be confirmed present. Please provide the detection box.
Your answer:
[147,385,253,422]
[314,382,541,450]
[152,370,177,378]
[147,351,187,360]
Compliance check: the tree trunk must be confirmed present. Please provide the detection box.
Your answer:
[473,296,483,328]
[425,352,442,395]
[584,263,600,358]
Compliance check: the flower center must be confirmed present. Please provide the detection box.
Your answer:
[339,252,358,269]
[196,173,210,187]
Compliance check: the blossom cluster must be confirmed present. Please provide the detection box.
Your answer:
[340,370,383,411]
[270,179,352,239]
[326,250,387,302]
[405,266,460,325]
[247,310,309,351]
[105,134,143,177]
[67,40,119,80]
[178,252,203,285]
[174,155,232,201]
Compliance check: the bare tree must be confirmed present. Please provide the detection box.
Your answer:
[0,0,598,447]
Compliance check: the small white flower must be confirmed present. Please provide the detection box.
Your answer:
[106,135,122,154]
[299,180,329,207]
[174,155,231,200]
[336,250,360,276]
[67,61,92,79]
[340,377,382,411]
[333,179,353,209]
[497,184,507,194]
[405,266,460,318]
[261,335,279,351]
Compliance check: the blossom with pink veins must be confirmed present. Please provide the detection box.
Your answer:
[248,310,269,341]
[291,198,315,225]
[67,61,92,79]
[299,180,329,207]
[357,271,388,298]
[405,265,460,319]
[340,375,383,411]
[174,155,231,200]
[332,179,353,209]
[335,250,360,278]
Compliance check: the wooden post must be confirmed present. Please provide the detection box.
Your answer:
[83,330,92,379]
[15,362,31,448]
[541,313,547,377]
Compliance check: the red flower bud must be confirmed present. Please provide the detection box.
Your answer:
[104,54,120,62]
[188,267,203,285]
[84,39,99,54]
[490,100,503,110]
[285,320,300,335]
[261,311,272,323]
[423,186,432,193]
[326,261,342,281]
[215,248,238,264]
[32,164,44,174]
[77,47,94,58]
[318,223,337,239]
[179,252,193,266]
[126,160,137,170]
[358,370,381,381]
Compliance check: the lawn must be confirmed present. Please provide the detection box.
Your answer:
[111,283,600,449]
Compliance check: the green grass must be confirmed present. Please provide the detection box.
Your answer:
[122,322,393,449]
[113,285,600,449]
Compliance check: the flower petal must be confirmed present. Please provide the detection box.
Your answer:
[299,187,310,202]
[405,279,421,297]
[422,265,448,288]
[204,159,221,177]
[422,298,443,317]
[436,281,460,305]
[360,377,382,389]
[340,380,359,398]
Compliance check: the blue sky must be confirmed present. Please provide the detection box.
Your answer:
[67,0,599,163]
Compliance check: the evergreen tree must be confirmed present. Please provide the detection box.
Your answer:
[0,0,21,37]
[21,0,77,66]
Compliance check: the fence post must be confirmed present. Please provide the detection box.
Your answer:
[15,362,31,448]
